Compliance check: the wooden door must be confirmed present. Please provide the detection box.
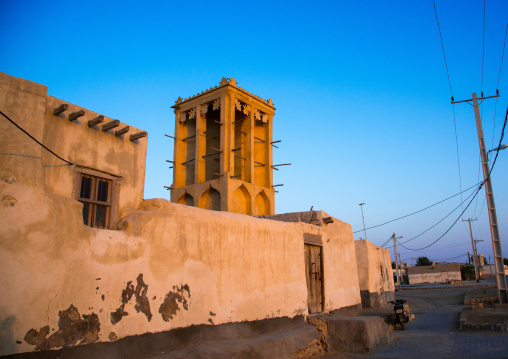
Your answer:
[304,244,323,313]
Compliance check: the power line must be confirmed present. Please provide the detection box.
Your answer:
[490,106,508,173]
[472,154,482,218]
[481,0,486,96]
[385,187,479,248]
[397,242,470,254]
[400,188,477,244]
[397,106,507,252]
[431,0,465,224]
[496,22,508,90]
[432,0,453,98]
[452,105,464,220]
[0,110,73,166]
[397,184,483,251]
[380,236,393,248]
[432,252,468,262]
[352,181,480,234]
[491,22,508,151]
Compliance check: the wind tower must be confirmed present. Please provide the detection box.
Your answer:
[169,77,276,215]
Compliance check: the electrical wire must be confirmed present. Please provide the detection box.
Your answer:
[384,187,478,249]
[432,252,468,262]
[472,154,482,217]
[396,185,482,251]
[401,188,477,245]
[379,236,393,248]
[481,0,486,97]
[0,110,73,166]
[352,181,480,234]
[396,242,470,255]
[397,106,507,252]
[432,0,453,98]
[491,22,508,151]
[452,105,464,219]
[432,0,465,223]
[474,217,485,243]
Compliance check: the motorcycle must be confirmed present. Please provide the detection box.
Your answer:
[388,299,409,330]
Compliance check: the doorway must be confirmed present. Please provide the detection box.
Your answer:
[304,242,324,313]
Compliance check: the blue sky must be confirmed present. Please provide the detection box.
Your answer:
[1,0,507,264]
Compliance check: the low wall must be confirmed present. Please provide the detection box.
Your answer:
[407,263,462,284]
[481,264,508,277]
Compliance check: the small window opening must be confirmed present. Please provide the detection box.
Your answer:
[79,173,112,229]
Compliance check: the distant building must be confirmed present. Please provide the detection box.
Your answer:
[408,263,461,284]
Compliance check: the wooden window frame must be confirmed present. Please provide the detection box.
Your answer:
[72,167,120,229]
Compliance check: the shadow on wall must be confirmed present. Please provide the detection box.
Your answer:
[0,316,17,354]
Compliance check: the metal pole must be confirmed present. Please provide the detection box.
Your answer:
[472,92,508,303]
[463,218,479,282]
[359,203,367,239]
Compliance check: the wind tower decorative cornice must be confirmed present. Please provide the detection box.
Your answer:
[172,77,275,110]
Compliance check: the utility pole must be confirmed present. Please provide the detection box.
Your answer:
[359,203,367,239]
[392,233,403,290]
[398,253,403,285]
[412,257,414,267]
[474,239,484,272]
[453,92,507,303]
[463,218,479,282]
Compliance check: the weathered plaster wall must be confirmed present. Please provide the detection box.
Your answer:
[321,216,362,312]
[265,211,362,312]
[0,71,47,189]
[0,189,360,355]
[42,95,147,216]
[0,71,147,220]
[354,240,394,307]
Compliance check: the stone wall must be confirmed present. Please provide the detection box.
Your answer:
[354,240,394,307]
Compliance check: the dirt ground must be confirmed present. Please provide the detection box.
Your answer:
[460,306,508,325]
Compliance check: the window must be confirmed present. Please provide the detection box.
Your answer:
[77,172,114,229]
